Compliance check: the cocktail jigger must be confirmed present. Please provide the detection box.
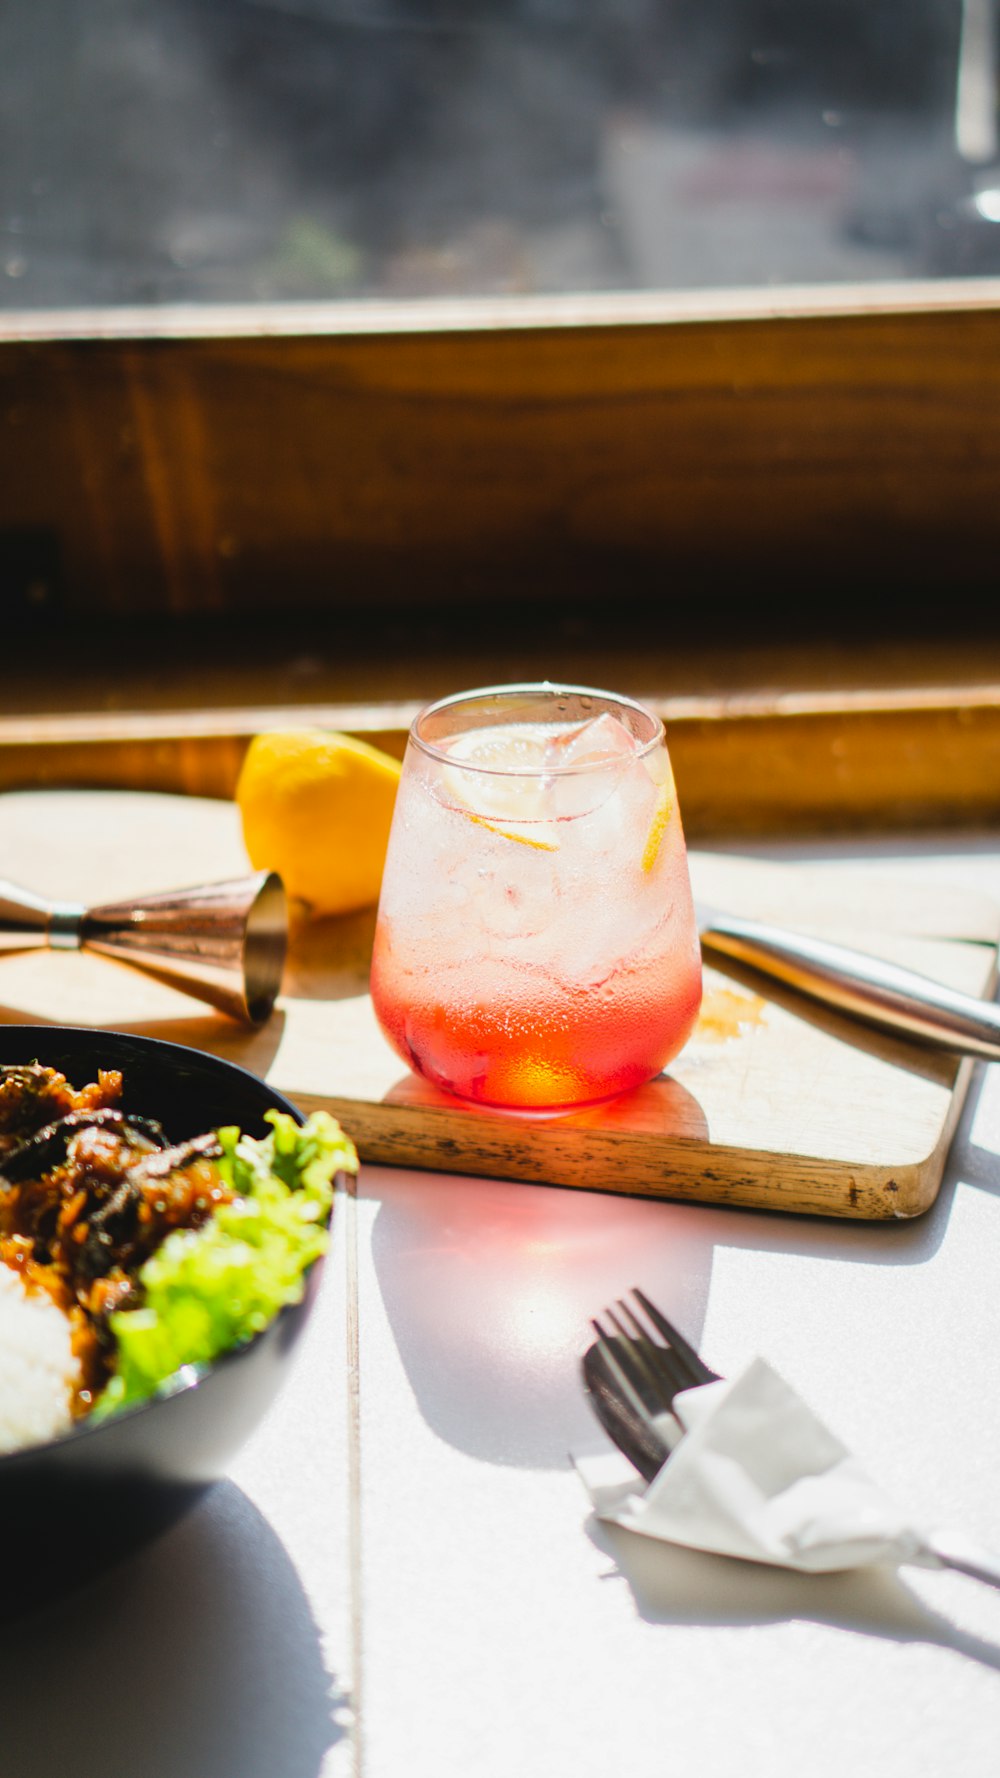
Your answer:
[0,872,287,1024]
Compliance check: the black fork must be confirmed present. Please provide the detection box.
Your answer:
[581,1288,719,1482]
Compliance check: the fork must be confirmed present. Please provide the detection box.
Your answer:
[582,1288,1000,1592]
[582,1288,719,1483]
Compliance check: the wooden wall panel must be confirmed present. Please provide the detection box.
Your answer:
[2,290,1000,621]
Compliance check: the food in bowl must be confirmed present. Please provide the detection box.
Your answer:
[0,1059,356,1454]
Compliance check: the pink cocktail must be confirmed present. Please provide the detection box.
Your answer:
[370,683,702,1111]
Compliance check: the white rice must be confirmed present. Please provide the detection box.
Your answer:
[0,1262,77,1454]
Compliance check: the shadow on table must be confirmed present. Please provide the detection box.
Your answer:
[0,1480,348,1778]
[586,1517,1000,1673]
[365,1006,997,1474]
[368,1165,716,1470]
[947,1057,1000,1202]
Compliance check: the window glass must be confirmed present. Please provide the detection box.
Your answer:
[1,0,995,308]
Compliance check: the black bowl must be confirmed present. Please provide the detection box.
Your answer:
[0,1026,334,1605]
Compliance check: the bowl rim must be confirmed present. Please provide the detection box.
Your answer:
[0,1024,328,1469]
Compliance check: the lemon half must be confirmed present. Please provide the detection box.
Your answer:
[236,730,402,916]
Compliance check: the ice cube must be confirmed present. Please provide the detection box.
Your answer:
[543,711,637,771]
[543,712,637,821]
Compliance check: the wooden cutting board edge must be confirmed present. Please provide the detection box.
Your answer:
[291,1046,979,1223]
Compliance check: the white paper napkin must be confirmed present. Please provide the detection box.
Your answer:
[578,1356,934,1574]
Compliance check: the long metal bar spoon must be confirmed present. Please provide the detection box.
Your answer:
[696,903,1000,1062]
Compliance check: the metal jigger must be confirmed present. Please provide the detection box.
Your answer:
[0,872,288,1024]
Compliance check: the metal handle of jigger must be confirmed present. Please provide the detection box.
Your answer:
[0,873,288,1025]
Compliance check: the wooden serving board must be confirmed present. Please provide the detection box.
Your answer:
[1,789,998,1220]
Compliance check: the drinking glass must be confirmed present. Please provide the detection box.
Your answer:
[370,683,702,1111]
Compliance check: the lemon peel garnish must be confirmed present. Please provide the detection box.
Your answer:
[441,725,559,849]
[464,812,559,852]
[641,782,674,873]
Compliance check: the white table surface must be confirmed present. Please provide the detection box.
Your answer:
[5,837,1000,1778]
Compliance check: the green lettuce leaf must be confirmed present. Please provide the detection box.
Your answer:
[92,1110,356,1418]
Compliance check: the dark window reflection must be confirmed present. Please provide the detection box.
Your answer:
[1,0,997,308]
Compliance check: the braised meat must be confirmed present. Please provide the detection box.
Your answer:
[0,1063,123,1152]
[0,1074,234,1410]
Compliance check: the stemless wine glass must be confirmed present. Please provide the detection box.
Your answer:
[370,683,703,1111]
